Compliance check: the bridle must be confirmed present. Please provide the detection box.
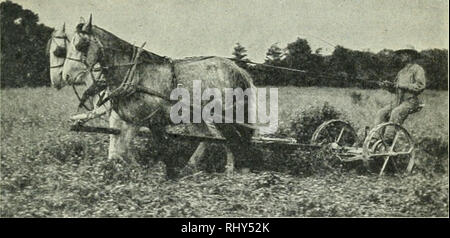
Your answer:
[65,32,126,87]
[65,31,144,100]
[66,31,140,72]
[49,33,96,111]
[65,29,177,124]
[65,57,106,112]
[49,35,70,69]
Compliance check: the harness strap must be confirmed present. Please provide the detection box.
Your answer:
[50,63,65,69]
[78,81,108,109]
[73,33,177,123]
[65,56,140,69]
[53,36,70,40]
[49,35,109,115]
[72,85,93,111]
[49,35,69,68]
[96,42,147,107]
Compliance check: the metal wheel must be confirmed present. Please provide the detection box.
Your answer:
[362,122,415,176]
[311,119,357,147]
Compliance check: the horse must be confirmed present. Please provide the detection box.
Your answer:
[47,21,142,164]
[47,23,70,89]
[62,15,257,177]
[47,22,106,112]
[51,19,214,178]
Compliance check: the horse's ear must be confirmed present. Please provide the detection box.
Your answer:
[85,14,92,33]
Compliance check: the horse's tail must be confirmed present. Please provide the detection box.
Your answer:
[223,58,258,140]
[217,59,262,169]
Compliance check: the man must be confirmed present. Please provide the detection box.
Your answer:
[374,48,426,141]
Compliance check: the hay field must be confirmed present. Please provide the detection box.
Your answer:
[1,86,448,217]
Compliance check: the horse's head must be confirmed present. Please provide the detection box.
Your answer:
[63,15,103,86]
[47,23,69,89]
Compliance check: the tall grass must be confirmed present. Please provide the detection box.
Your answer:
[1,86,448,217]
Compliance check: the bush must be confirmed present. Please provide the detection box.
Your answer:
[288,102,347,143]
[416,137,449,175]
[255,103,350,177]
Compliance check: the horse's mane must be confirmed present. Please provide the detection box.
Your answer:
[83,24,169,64]
[173,56,217,63]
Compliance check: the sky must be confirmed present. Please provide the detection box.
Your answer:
[7,0,449,62]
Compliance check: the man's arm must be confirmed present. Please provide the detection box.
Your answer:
[398,64,426,93]
[380,80,396,93]
[411,66,426,92]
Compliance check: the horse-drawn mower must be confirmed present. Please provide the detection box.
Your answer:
[71,118,416,177]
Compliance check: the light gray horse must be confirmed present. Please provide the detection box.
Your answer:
[47,22,141,163]
[49,19,215,178]
[62,16,257,178]
[47,23,69,90]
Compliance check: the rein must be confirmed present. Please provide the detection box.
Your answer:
[74,33,174,105]
[49,34,102,111]
[72,32,176,124]
[228,58,307,73]
[72,85,93,111]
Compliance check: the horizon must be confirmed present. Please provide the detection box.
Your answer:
[5,0,449,62]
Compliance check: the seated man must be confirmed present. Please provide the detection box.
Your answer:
[374,48,426,142]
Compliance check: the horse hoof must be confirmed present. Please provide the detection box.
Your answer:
[225,166,234,176]
[179,164,197,177]
[70,118,87,126]
[165,167,179,180]
[108,153,125,161]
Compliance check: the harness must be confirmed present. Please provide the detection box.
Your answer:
[49,36,70,68]
[67,32,177,123]
[49,34,94,111]
[49,35,106,111]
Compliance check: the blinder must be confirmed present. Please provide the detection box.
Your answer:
[53,46,67,58]
[75,37,90,53]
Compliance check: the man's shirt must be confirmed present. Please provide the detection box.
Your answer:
[395,63,426,93]
[394,63,426,105]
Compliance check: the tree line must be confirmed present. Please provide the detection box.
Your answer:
[1,1,448,90]
[1,1,53,88]
[233,39,448,90]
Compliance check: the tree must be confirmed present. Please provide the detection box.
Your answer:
[283,38,311,70]
[232,42,250,69]
[420,49,448,90]
[281,38,312,86]
[254,43,286,85]
[1,1,53,88]
[265,43,284,65]
[329,45,357,87]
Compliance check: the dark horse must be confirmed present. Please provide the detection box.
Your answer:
[62,16,257,178]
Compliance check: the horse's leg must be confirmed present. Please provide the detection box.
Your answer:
[187,142,207,170]
[149,125,181,179]
[224,146,235,175]
[215,123,256,175]
[108,110,138,161]
[204,122,235,175]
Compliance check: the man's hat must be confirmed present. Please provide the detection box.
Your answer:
[394,46,421,59]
